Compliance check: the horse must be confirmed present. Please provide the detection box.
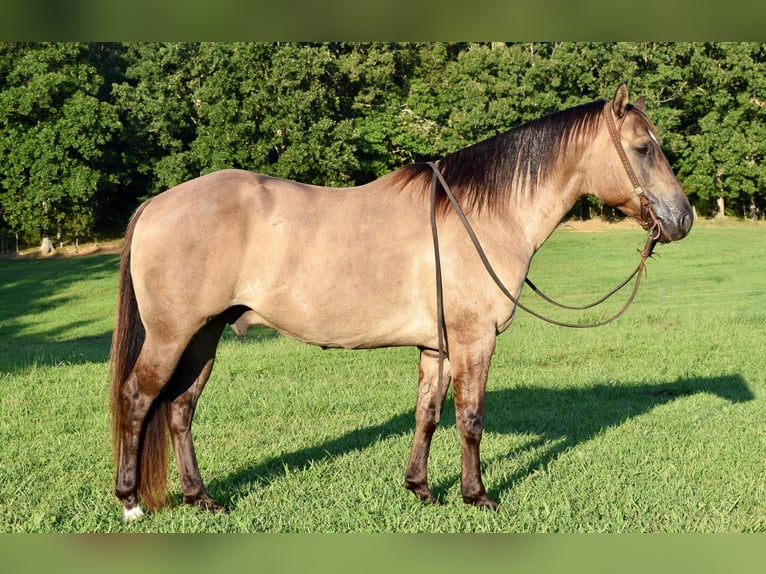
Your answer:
[110,83,693,520]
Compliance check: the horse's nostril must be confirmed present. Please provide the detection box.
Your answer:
[680,213,693,234]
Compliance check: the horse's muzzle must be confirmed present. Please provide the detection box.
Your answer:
[656,206,694,243]
[641,187,693,244]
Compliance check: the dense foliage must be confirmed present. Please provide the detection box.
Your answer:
[1,42,765,249]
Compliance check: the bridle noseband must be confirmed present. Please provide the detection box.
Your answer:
[426,101,664,391]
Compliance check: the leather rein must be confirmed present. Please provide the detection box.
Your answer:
[427,102,662,386]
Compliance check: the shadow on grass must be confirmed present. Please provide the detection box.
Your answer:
[448,373,755,505]
[0,255,121,368]
[210,372,753,510]
[0,254,281,370]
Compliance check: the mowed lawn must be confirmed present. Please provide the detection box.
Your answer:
[1,220,764,532]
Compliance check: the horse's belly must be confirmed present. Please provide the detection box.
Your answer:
[232,284,432,350]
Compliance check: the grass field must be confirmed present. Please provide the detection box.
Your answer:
[1,220,765,532]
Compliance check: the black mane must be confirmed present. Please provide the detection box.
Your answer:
[395,100,605,215]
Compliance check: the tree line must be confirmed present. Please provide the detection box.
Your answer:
[1,42,764,252]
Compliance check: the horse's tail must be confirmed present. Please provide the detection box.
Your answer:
[110,199,169,511]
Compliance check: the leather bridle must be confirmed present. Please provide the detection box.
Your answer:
[426,101,663,390]
[602,101,662,248]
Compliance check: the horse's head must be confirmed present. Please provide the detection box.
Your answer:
[595,83,693,244]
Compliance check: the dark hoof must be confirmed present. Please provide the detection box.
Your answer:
[463,494,499,511]
[404,482,439,505]
[186,495,228,514]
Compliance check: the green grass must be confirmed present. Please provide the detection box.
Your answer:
[1,220,765,532]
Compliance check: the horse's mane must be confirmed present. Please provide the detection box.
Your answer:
[393,100,606,216]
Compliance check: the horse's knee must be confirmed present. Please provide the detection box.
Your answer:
[456,406,484,441]
[416,400,440,425]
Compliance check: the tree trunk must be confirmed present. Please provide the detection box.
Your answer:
[40,235,54,255]
[716,196,726,218]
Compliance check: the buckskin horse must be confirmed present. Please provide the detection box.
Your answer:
[110,84,693,520]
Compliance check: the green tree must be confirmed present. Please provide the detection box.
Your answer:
[115,42,377,197]
[251,43,361,185]
[5,40,760,242]
[0,42,120,251]
[331,42,420,179]
[112,42,202,198]
[672,43,766,217]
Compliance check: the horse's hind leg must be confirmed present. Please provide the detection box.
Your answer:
[165,316,228,513]
[404,348,452,504]
[115,339,186,520]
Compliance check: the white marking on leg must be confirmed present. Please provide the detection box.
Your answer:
[123,505,145,521]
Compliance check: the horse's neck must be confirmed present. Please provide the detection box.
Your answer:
[512,165,588,252]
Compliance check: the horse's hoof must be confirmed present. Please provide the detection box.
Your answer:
[188,496,227,514]
[122,505,145,521]
[404,482,439,505]
[463,494,499,511]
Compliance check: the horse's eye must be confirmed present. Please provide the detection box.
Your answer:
[635,144,651,156]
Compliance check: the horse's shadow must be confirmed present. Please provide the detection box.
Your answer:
[209,373,753,509]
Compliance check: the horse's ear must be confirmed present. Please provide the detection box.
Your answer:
[634,96,647,112]
[612,83,630,118]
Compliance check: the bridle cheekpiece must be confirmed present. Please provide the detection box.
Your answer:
[602,101,661,256]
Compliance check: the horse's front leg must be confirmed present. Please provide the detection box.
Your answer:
[404,348,452,504]
[451,337,498,510]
